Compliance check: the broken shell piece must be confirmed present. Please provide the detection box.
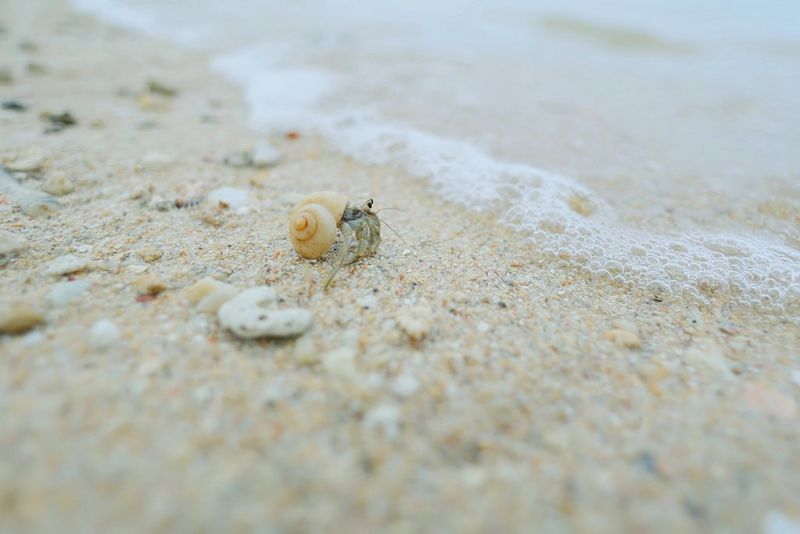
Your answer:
[0,300,44,334]
[2,146,44,172]
[218,286,312,339]
[0,166,60,216]
[133,274,167,295]
[185,277,238,312]
[45,254,92,276]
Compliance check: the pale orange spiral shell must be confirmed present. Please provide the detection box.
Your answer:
[287,192,349,259]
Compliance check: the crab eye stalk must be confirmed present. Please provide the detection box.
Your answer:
[367,199,374,209]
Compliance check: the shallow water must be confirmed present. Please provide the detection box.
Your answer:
[75,0,800,312]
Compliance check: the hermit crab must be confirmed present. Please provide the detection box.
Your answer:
[288,191,386,290]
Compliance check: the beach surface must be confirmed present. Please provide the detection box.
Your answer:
[1,0,799,532]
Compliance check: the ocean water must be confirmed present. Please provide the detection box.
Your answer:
[75,0,800,313]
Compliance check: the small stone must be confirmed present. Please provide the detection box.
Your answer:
[134,274,167,295]
[136,94,168,111]
[396,304,433,342]
[450,291,469,304]
[604,328,642,349]
[26,62,47,75]
[136,246,163,263]
[3,147,45,172]
[185,277,238,312]
[292,335,319,365]
[0,230,28,265]
[17,191,60,216]
[40,111,77,133]
[0,68,12,85]
[208,187,248,209]
[146,80,178,97]
[2,100,27,112]
[127,264,149,274]
[252,142,281,168]
[0,300,44,334]
[18,40,37,52]
[142,152,174,170]
[45,254,91,276]
[41,172,75,196]
[148,195,175,211]
[362,404,401,439]
[90,319,121,349]
[223,150,253,168]
[357,293,379,309]
[322,347,357,377]
[391,373,421,398]
[48,280,91,308]
[218,286,312,339]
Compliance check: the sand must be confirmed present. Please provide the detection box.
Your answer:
[1,0,799,532]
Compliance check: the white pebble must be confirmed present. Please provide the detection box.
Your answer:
[0,170,60,216]
[45,254,91,276]
[396,304,433,342]
[208,187,248,209]
[3,146,45,172]
[322,347,357,377]
[90,319,121,349]
[41,172,75,196]
[142,152,174,169]
[223,151,252,168]
[362,404,401,439]
[127,264,150,274]
[0,230,28,265]
[218,286,312,339]
[292,335,319,365]
[48,280,91,308]
[357,293,379,309]
[390,373,421,398]
[252,142,281,168]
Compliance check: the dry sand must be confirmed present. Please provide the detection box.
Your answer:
[1,1,799,532]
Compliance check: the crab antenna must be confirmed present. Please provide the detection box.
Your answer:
[374,207,406,214]
[378,217,408,246]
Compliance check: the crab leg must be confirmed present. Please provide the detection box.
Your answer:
[323,223,355,291]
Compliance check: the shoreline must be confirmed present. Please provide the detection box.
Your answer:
[1,0,799,532]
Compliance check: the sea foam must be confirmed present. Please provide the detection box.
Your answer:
[75,0,800,313]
